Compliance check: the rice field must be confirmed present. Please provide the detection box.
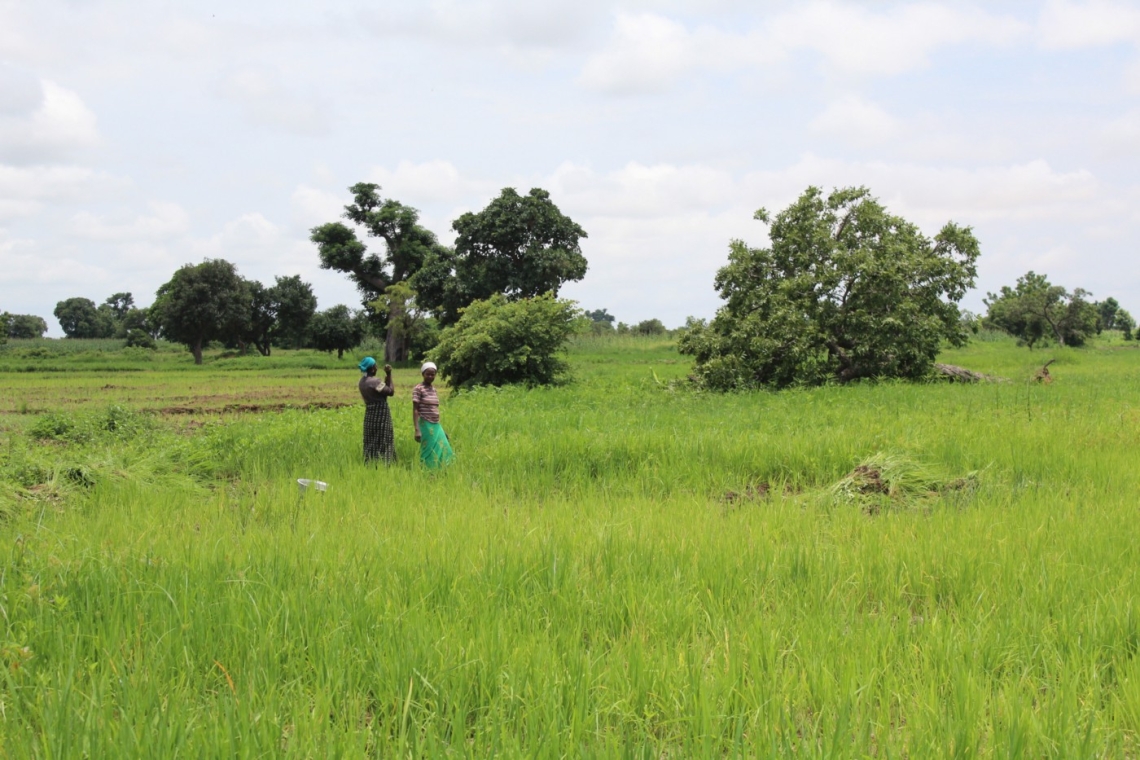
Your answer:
[2,335,1140,756]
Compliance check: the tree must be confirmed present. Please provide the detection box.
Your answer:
[416,188,587,326]
[240,280,276,356]
[371,282,438,361]
[0,312,9,345]
[634,318,666,336]
[269,275,317,349]
[984,271,1099,348]
[151,259,253,364]
[54,298,107,338]
[1117,309,1136,341]
[430,293,579,389]
[1096,297,1120,332]
[679,186,979,390]
[310,183,445,362]
[104,293,134,321]
[309,305,363,359]
[585,309,615,325]
[6,314,48,339]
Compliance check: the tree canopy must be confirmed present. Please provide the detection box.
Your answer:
[6,313,48,339]
[414,188,588,325]
[151,259,252,364]
[308,305,363,359]
[54,298,108,338]
[984,271,1099,348]
[679,186,979,390]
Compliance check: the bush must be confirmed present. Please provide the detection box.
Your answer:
[124,328,156,349]
[430,293,579,389]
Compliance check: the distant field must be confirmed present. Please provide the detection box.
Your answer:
[2,335,1140,756]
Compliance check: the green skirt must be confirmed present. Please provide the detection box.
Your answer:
[419,420,455,469]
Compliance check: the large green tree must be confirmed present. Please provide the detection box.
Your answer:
[414,188,588,325]
[6,313,48,339]
[679,186,979,389]
[151,259,253,364]
[54,297,110,338]
[310,183,444,362]
[984,271,1099,348]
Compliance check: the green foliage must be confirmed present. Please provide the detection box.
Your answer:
[124,328,157,349]
[984,271,1100,348]
[585,308,615,324]
[415,188,588,324]
[1118,309,1135,340]
[430,293,579,389]
[152,259,253,364]
[1096,297,1121,332]
[634,318,666,336]
[54,297,110,338]
[269,274,317,350]
[308,305,363,359]
[4,313,48,339]
[0,312,8,345]
[310,183,446,362]
[680,186,979,389]
[370,282,438,361]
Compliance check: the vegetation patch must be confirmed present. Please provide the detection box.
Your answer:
[831,452,978,512]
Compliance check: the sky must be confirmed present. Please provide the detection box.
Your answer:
[2,0,1139,335]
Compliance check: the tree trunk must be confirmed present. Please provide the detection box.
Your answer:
[192,338,203,365]
[337,347,344,359]
[385,303,407,363]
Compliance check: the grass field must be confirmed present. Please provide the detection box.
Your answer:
[2,334,1140,756]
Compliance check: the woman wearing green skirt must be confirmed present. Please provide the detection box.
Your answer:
[412,361,455,469]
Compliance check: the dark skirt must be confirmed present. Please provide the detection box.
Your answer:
[363,401,395,464]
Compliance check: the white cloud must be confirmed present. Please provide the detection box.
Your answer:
[0,164,124,220]
[217,69,330,136]
[68,202,189,242]
[1100,108,1140,155]
[291,185,346,229]
[0,80,100,163]
[809,96,900,146]
[359,0,602,50]
[581,3,1027,93]
[367,160,496,206]
[1038,0,1140,49]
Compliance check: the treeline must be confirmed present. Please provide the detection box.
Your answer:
[42,265,368,364]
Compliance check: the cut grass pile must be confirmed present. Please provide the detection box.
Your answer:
[2,335,1140,756]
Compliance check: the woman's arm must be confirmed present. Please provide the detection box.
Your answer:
[412,401,421,442]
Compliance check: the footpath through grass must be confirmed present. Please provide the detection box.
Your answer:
[2,336,1140,756]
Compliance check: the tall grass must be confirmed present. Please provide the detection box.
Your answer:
[2,337,1140,755]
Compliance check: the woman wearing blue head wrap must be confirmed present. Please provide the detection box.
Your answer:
[358,357,395,463]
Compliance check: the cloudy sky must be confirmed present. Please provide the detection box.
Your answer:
[2,0,1139,334]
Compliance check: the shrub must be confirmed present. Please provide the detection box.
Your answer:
[124,328,156,349]
[430,293,579,389]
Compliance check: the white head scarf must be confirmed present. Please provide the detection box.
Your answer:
[421,361,438,374]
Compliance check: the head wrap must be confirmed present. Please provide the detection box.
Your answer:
[358,356,377,373]
[421,361,438,374]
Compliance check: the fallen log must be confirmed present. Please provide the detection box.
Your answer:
[934,363,1004,383]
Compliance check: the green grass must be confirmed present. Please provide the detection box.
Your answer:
[2,335,1140,756]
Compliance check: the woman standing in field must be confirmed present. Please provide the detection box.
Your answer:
[413,361,454,469]
[358,357,396,464]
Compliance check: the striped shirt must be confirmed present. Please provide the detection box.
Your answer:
[412,383,440,423]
